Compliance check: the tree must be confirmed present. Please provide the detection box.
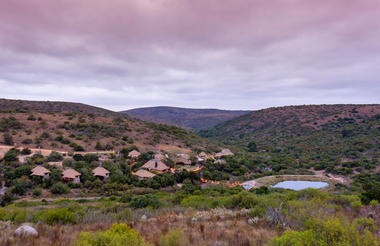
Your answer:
[21,148,32,155]
[3,133,14,146]
[47,151,63,162]
[95,142,104,150]
[51,183,70,194]
[247,141,257,152]
[4,149,19,162]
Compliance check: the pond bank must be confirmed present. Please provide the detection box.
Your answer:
[242,174,344,189]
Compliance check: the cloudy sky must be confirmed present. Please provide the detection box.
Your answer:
[0,0,379,111]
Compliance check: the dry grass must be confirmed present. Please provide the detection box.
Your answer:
[0,208,278,246]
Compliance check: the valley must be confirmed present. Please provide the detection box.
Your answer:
[0,100,379,246]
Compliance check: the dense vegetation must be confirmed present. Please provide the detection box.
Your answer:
[0,187,378,245]
[0,101,379,245]
[0,111,208,153]
[0,150,201,206]
[201,105,380,177]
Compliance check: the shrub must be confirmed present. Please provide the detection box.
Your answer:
[42,208,76,225]
[3,132,14,145]
[115,209,133,221]
[159,229,189,246]
[21,148,32,155]
[47,151,63,162]
[269,217,379,246]
[3,148,19,162]
[32,188,42,198]
[129,194,160,209]
[4,209,28,223]
[51,183,70,194]
[22,138,33,144]
[225,191,258,209]
[75,223,152,246]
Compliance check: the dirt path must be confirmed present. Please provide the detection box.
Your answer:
[16,196,102,203]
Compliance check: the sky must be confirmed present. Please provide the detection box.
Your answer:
[0,0,379,111]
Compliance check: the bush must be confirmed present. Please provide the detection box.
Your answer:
[42,208,76,225]
[32,188,42,198]
[47,151,63,162]
[129,194,160,209]
[21,148,32,155]
[51,183,70,194]
[75,223,152,246]
[269,217,379,246]
[3,148,19,162]
[3,132,14,145]
[159,229,188,246]
[3,209,27,223]
[225,191,258,209]
[22,138,33,144]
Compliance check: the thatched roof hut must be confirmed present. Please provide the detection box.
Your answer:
[48,161,63,169]
[134,169,156,179]
[198,152,207,158]
[215,149,234,158]
[128,150,141,158]
[62,168,81,183]
[142,159,169,172]
[92,166,110,178]
[214,159,227,164]
[175,153,192,165]
[30,166,50,177]
[153,153,166,160]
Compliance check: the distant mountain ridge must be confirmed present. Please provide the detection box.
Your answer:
[122,106,250,130]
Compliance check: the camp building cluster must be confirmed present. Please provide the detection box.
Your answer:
[0,145,234,183]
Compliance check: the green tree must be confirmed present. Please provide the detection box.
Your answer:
[3,133,14,146]
[247,141,257,152]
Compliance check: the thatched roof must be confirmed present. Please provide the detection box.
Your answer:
[134,169,156,179]
[92,166,110,177]
[198,152,207,158]
[31,166,50,176]
[153,153,166,160]
[128,150,141,158]
[48,161,63,169]
[175,153,191,165]
[215,149,234,158]
[62,168,81,179]
[142,159,169,172]
[177,153,190,159]
[176,157,192,165]
[214,159,227,164]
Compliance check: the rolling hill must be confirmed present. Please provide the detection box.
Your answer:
[122,106,250,131]
[201,104,380,174]
[0,99,212,153]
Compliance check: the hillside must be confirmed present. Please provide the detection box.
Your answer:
[201,104,380,175]
[0,98,119,117]
[0,99,210,153]
[123,106,250,131]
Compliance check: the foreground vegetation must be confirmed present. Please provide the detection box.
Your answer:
[0,186,378,245]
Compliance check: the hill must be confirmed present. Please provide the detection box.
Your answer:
[0,99,211,153]
[201,104,380,175]
[123,106,250,130]
[0,98,118,117]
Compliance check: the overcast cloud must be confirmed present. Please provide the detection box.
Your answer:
[0,0,379,111]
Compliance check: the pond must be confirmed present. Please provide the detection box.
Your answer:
[271,180,328,191]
